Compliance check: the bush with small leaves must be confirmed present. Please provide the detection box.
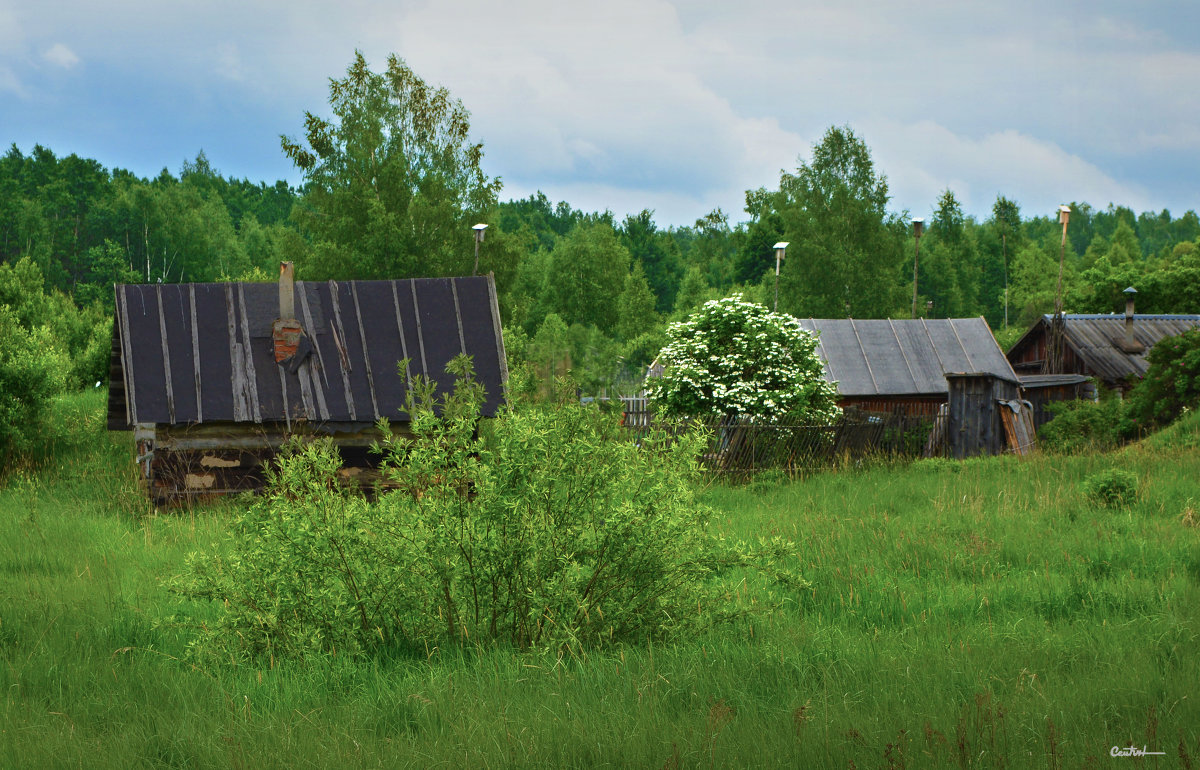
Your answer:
[172,356,807,660]
[1081,468,1139,509]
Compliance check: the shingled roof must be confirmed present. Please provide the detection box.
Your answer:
[1007,313,1200,386]
[795,317,1016,398]
[109,275,508,429]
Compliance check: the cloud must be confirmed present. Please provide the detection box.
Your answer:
[865,120,1151,219]
[3,0,1197,226]
[0,64,21,96]
[216,42,244,82]
[43,42,79,68]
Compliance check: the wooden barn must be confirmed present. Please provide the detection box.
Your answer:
[1006,312,1200,392]
[795,317,1019,418]
[108,265,508,503]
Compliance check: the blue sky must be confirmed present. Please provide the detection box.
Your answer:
[3,0,1197,227]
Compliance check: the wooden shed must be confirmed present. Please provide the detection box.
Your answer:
[796,317,1019,419]
[108,266,508,503]
[944,373,1032,458]
[1006,313,1200,392]
[1016,373,1095,432]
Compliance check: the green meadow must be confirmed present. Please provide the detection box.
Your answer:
[2,391,1199,768]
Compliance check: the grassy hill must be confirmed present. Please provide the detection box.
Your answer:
[2,391,1198,767]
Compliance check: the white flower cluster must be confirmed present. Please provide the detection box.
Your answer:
[648,294,841,422]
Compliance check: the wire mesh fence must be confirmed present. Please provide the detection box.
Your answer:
[618,407,946,477]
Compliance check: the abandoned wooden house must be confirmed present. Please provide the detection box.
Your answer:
[795,318,1018,414]
[1006,311,1200,392]
[795,318,1031,456]
[108,265,508,503]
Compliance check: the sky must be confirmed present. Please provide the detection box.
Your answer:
[2,1,1198,228]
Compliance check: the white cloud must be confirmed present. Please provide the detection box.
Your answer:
[866,120,1150,219]
[2,0,1197,224]
[216,42,244,82]
[0,64,22,96]
[43,42,79,68]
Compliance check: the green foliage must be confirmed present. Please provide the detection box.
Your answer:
[0,307,65,462]
[281,51,501,281]
[773,125,906,318]
[1125,328,1200,431]
[544,221,631,333]
[1081,468,1139,508]
[7,392,1200,766]
[614,261,659,342]
[618,209,682,313]
[649,294,840,422]
[173,357,804,660]
[1038,397,1126,454]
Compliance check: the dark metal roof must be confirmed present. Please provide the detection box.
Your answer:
[1010,314,1200,385]
[1017,373,1093,389]
[795,317,1017,398]
[110,276,508,428]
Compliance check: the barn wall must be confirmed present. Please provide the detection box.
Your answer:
[1008,328,1086,376]
[1022,381,1096,431]
[840,397,945,418]
[139,421,413,505]
[946,374,1021,458]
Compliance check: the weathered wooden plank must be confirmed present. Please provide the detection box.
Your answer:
[118,287,138,425]
[410,280,430,380]
[391,280,413,388]
[236,283,262,423]
[450,279,467,356]
[351,282,380,420]
[189,284,203,423]
[225,284,248,422]
[485,273,510,394]
[296,283,331,420]
[278,366,291,431]
[326,280,358,421]
[155,285,176,424]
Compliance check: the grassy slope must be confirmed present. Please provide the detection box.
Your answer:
[2,391,1199,768]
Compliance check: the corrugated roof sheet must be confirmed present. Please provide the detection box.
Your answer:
[1057,314,1200,384]
[1017,373,1093,389]
[796,317,1016,398]
[1006,314,1200,386]
[110,276,508,427]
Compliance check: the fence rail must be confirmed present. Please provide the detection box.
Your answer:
[619,408,946,476]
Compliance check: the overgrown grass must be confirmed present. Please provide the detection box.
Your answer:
[2,390,1198,767]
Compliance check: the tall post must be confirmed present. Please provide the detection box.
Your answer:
[911,218,924,319]
[472,223,488,275]
[1046,205,1070,374]
[772,241,789,312]
[278,261,294,320]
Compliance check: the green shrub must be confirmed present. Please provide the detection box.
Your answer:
[172,357,805,661]
[1038,397,1126,454]
[0,307,61,463]
[1081,468,1139,508]
[1125,328,1200,433]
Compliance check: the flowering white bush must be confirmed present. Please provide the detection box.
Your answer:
[648,294,841,422]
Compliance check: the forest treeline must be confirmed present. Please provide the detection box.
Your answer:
[3,55,1200,397]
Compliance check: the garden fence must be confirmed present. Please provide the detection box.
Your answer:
[618,406,946,476]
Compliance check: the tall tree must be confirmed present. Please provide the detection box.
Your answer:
[614,261,659,342]
[543,222,630,334]
[282,51,501,280]
[773,126,906,318]
[917,189,981,318]
[618,209,680,314]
